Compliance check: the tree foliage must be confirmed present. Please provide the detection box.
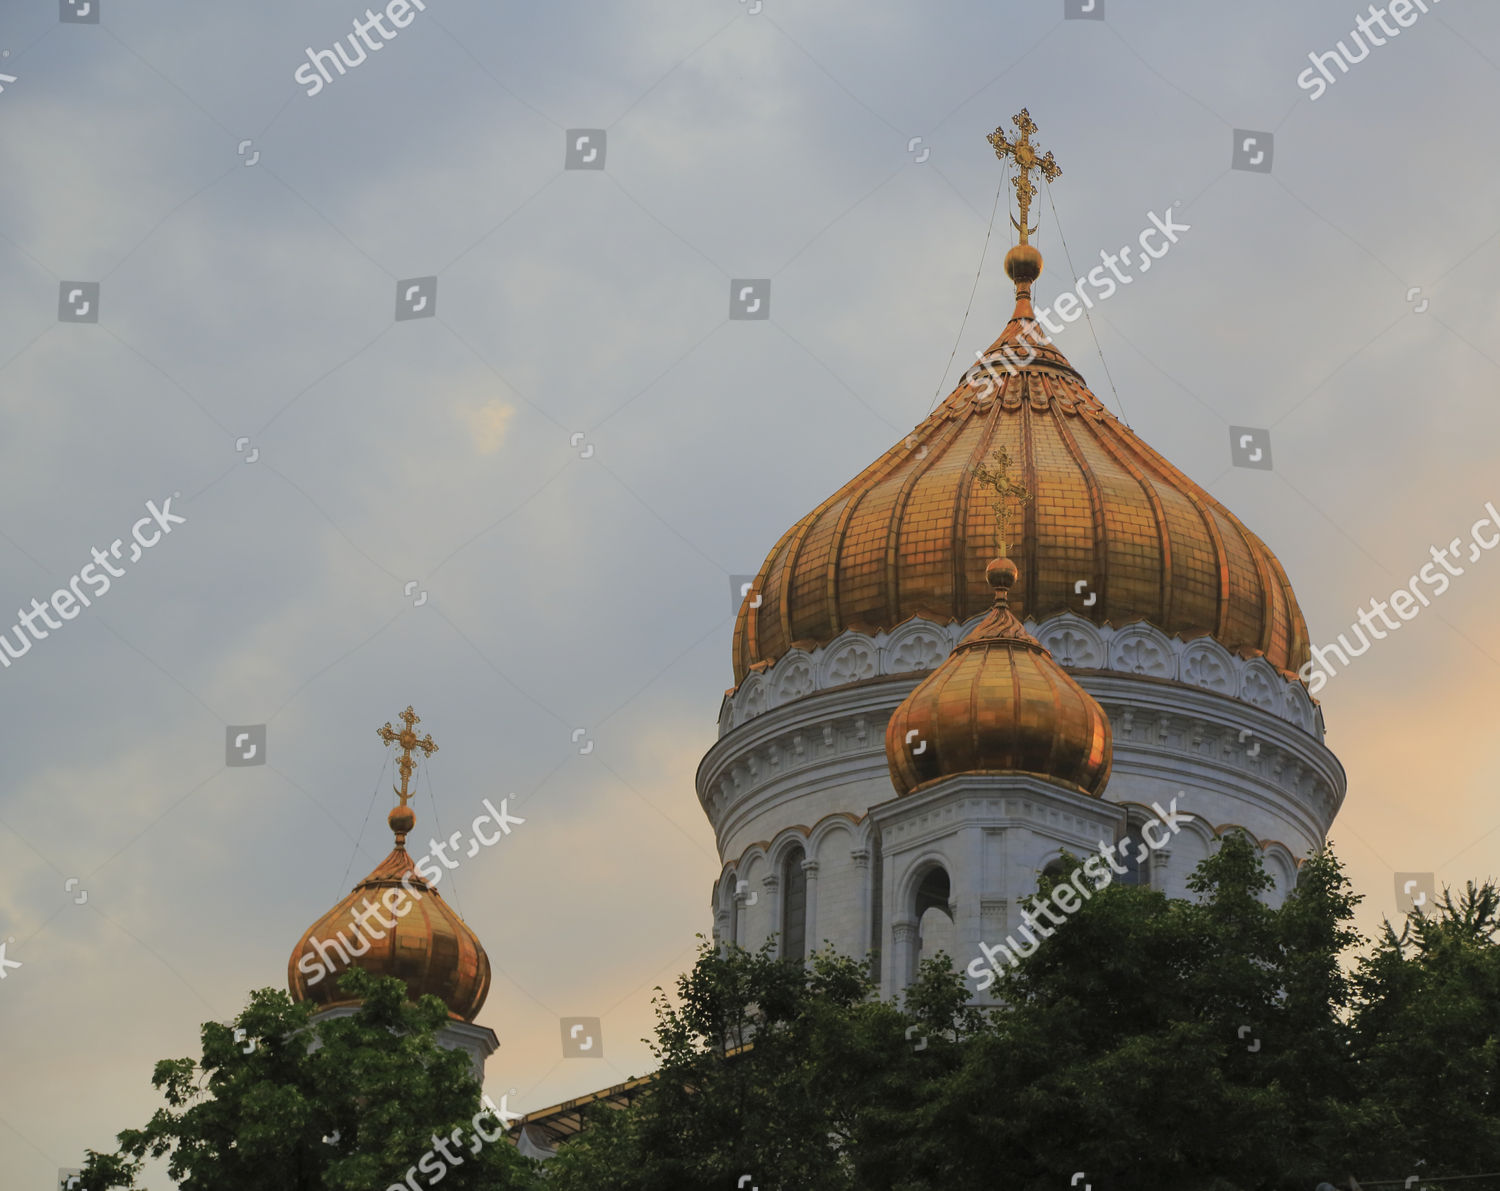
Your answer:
[75,967,537,1191]
[546,840,1500,1191]
[1341,881,1500,1175]
[75,846,1500,1190]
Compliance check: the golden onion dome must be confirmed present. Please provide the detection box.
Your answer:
[885,555,1112,798]
[287,708,490,1022]
[732,243,1309,685]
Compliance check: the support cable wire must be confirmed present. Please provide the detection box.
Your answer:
[1043,178,1131,428]
[926,165,1008,415]
[338,752,394,900]
[421,754,462,917]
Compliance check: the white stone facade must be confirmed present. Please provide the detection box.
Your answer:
[697,613,1346,1001]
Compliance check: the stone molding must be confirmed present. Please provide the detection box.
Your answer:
[873,778,1124,858]
[699,665,1343,852]
[721,612,1321,739]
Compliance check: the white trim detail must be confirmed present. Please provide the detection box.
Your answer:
[721,613,1321,738]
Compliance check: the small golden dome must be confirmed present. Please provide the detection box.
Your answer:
[287,706,490,1022]
[884,556,1112,798]
[287,842,491,1022]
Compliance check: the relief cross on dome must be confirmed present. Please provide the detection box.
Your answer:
[972,446,1032,558]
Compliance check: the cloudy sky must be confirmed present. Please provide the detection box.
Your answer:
[4,0,1500,1180]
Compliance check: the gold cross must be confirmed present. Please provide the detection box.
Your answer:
[972,446,1032,557]
[377,705,437,807]
[987,108,1061,245]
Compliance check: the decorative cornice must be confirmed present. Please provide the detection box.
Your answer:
[870,776,1124,858]
[699,672,1344,866]
[720,612,1321,739]
[718,805,1314,878]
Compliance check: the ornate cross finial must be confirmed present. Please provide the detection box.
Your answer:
[987,108,1061,245]
[972,446,1032,557]
[377,705,437,807]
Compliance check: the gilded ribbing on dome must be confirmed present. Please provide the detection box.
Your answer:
[732,111,1306,687]
[732,254,1308,685]
[287,846,492,1022]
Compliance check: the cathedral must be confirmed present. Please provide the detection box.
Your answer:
[283,110,1346,1156]
[700,111,1343,1003]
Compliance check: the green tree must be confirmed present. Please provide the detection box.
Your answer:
[545,935,968,1191]
[547,838,1373,1191]
[930,838,1288,1191]
[1269,847,1364,1175]
[87,845,1500,1190]
[1344,880,1500,1179]
[937,839,1364,1190]
[74,967,538,1191]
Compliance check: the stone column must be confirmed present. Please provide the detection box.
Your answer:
[732,871,756,950]
[891,919,919,994]
[953,825,987,986]
[1150,846,1169,888]
[801,857,820,954]
[760,871,779,953]
[851,847,871,962]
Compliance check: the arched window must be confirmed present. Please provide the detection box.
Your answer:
[914,866,955,978]
[916,866,950,918]
[781,846,807,962]
[1118,817,1151,887]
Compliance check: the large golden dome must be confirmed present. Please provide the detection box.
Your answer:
[885,556,1112,798]
[287,708,490,1022]
[732,253,1309,685]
